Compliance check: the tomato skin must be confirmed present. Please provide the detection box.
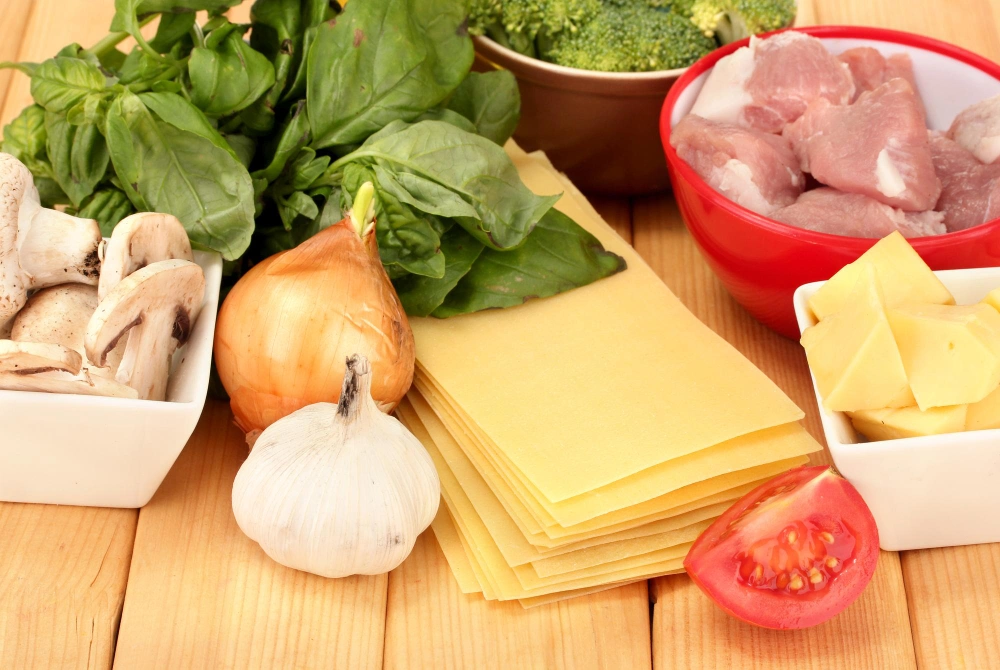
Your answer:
[684,465,879,630]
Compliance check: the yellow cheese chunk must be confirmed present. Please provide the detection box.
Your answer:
[802,265,914,412]
[808,231,954,321]
[983,287,1000,315]
[848,405,968,441]
[888,303,1000,409]
[967,385,1000,431]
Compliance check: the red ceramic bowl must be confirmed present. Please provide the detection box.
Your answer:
[661,26,1000,339]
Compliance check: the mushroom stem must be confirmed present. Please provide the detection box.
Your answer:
[17,198,102,288]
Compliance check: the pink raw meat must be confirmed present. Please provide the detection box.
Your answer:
[838,47,925,116]
[671,114,804,215]
[948,93,1000,163]
[771,187,945,238]
[930,133,1000,231]
[691,32,855,134]
[783,78,941,211]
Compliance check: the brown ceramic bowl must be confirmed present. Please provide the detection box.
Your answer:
[474,36,685,195]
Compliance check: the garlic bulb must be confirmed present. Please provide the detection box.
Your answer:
[232,354,440,577]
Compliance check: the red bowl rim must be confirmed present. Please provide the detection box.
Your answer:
[660,25,1000,251]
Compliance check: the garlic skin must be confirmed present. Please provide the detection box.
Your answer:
[232,355,439,578]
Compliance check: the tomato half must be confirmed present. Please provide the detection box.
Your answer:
[684,465,879,630]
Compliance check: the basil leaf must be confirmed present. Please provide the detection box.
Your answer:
[306,0,472,149]
[137,91,239,160]
[35,178,70,207]
[341,120,558,250]
[432,208,627,317]
[45,111,110,207]
[110,0,242,31]
[65,92,112,126]
[188,23,275,116]
[224,134,256,168]
[149,12,197,53]
[446,70,520,146]
[278,190,319,228]
[1,105,49,175]
[117,47,174,85]
[105,90,255,260]
[30,57,110,113]
[77,186,136,236]
[393,227,484,316]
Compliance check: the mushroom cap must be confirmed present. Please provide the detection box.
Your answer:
[98,212,194,301]
[12,284,98,354]
[0,367,140,398]
[17,206,102,288]
[85,258,205,400]
[0,153,30,324]
[0,339,82,375]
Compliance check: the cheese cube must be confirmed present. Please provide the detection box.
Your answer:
[848,405,968,441]
[966,385,1000,431]
[808,232,954,321]
[888,303,1000,409]
[802,265,914,412]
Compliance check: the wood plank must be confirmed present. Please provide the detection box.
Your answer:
[901,544,1000,669]
[633,195,917,669]
[383,533,653,670]
[0,0,35,115]
[113,401,388,669]
[0,3,138,669]
[0,505,137,669]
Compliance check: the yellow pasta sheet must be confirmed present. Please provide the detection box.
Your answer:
[401,400,707,576]
[416,377,819,529]
[408,145,804,504]
[430,505,482,594]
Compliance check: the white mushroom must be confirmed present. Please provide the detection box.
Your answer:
[12,283,124,374]
[0,366,139,398]
[85,259,205,401]
[0,340,82,375]
[98,212,193,301]
[0,153,102,327]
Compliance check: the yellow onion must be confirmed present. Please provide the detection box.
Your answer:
[214,183,415,439]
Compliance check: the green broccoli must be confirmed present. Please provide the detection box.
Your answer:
[541,0,717,72]
[469,0,601,57]
[689,0,796,44]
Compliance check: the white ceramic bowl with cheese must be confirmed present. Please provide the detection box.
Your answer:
[794,267,1000,551]
[0,251,222,509]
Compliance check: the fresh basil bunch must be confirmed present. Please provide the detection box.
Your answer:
[0,0,625,318]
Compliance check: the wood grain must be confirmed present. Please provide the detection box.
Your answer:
[0,0,34,115]
[113,402,388,669]
[384,532,652,670]
[0,504,136,669]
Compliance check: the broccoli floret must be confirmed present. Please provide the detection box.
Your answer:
[542,0,717,72]
[469,0,601,57]
[690,0,796,44]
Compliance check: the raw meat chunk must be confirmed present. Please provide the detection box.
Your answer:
[771,188,945,238]
[783,78,941,211]
[948,93,1000,164]
[671,114,804,215]
[838,48,925,115]
[691,32,855,134]
[930,133,1000,231]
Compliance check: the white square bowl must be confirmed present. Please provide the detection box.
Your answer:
[794,268,1000,552]
[0,250,222,509]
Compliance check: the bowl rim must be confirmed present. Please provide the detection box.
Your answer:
[472,34,690,81]
[659,25,1000,249]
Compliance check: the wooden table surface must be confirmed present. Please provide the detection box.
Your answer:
[2,0,999,668]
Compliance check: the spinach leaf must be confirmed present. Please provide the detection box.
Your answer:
[432,208,627,317]
[281,24,318,103]
[44,111,110,207]
[105,90,255,260]
[337,120,557,250]
[188,22,275,116]
[393,226,484,316]
[225,134,256,168]
[30,57,110,113]
[76,186,136,236]
[446,70,521,146]
[1,105,50,176]
[416,108,478,134]
[306,0,472,150]
[253,99,311,183]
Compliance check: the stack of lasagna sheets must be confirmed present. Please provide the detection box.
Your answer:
[395,146,822,608]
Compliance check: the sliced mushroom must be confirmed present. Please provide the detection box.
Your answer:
[0,367,139,398]
[0,340,82,375]
[85,259,205,401]
[0,153,102,325]
[98,212,193,301]
[11,283,124,373]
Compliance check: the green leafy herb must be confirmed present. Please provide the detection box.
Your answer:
[445,70,521,146]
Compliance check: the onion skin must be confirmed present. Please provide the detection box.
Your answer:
[214,215,415,437]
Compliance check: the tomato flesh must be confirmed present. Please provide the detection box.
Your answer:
[684,465,879,630]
